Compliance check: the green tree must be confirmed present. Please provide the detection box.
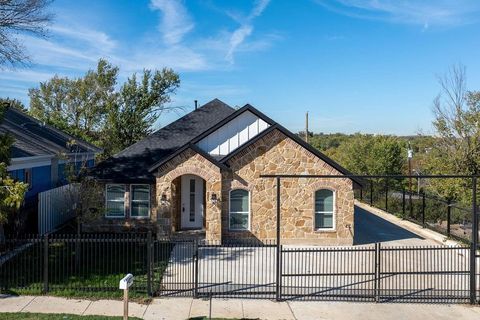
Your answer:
[323,134,406,176]
[28,59,180,157]
[29,59,119,147]
[0,102,28,240]
[425,64,480,202]
[105,68,180,153]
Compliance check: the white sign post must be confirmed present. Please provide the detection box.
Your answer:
[119,274,134,320]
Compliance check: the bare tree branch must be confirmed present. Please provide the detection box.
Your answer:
[0,0,53,67]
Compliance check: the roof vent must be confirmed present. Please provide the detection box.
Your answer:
[194,100,198,110]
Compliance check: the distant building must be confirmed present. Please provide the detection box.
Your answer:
[0,107,101,232]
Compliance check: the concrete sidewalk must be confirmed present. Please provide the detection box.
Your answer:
[1,295,480,320]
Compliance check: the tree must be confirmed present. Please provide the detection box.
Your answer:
[426,64,480,201]
[0,97,27,112]
[105,68,180,152]
[29,59,119,147]
[0,101,28,241]
[324,134,406,176]
[0,0,53,67]
[28,59,180,157]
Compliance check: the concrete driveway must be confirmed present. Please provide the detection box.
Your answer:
[353,205,439,246]
[159,204,470,301]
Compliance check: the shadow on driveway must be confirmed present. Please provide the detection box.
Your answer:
[353,205,424,245]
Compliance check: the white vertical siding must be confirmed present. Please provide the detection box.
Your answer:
[197,111,270,156]
[38,183,79,235]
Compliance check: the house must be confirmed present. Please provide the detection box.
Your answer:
[88,99,356,245]
[0,106,101,232]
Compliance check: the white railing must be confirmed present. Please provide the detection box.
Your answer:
[38,183,79,235]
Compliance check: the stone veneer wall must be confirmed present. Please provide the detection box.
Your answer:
[82,182,157,233]
[222,129,354,245]
[155,149,222,241]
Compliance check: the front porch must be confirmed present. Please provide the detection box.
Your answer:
[154,149,224,241]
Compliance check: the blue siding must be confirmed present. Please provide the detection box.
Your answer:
[9,169,25,181]
[27,165,51,199]
[8,158,95,198]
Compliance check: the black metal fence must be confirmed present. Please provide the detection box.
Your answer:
[0,233,171,298]
[0,234,477,304]
[357,181,473,243]
[280,244,472,303]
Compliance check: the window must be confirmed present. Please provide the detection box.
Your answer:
[130,185,150,218]
[315,189,335,230]
[189,179,195,222]
[229,189,249,230]
[24,168,32,190]
[106,184,126,217]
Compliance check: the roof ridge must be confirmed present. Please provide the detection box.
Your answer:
[2,118,66,155]
[114,98,234,158]
[6,107,101,152]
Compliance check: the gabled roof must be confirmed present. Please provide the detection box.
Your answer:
[0,107,101,158]
[189,103,360,184]
[88,99,236,182]
[89,99,359,185]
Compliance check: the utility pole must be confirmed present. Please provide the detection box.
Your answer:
[407,143,413,193]
[305,112,309,143]
[407,143,413,218]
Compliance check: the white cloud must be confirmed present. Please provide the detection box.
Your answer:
[150,0,194,45]
[316,0,480,28]
[1,1,280,104]
[226,0,271,64]
[49,25,117,52]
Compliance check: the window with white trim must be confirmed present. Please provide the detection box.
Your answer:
[229,189,249,230]
[315,189,334,229]
[130,185,150,218]
[105,184,126,217]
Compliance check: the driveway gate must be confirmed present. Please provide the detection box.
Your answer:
[158,240,475,303]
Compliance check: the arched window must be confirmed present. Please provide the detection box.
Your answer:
[315,189,335,230]
[229,189,250,231]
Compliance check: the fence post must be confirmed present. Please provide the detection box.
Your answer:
[194,240,199,298]
[447,200,451,238]
[470,176,478,305]
[370,181,373,206]
[374,242,381,303]
[43,234,49,294]
[409,190,413,219]
[275,176,282,302]
[402,189,406,217]
[422,192,426,227]
[147,231,152,297]
[360,186,363,201]
[385,179,389,212]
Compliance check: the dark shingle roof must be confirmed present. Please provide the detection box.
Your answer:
[0,107,101,158]
[89,99,236,182]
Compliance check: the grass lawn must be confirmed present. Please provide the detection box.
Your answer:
[0,313,142,320]
[0,237,173,300]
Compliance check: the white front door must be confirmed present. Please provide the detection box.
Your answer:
[180,175,204,229]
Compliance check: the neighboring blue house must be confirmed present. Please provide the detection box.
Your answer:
[0,106,101,232]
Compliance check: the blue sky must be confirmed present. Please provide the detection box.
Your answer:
[2,0,480,135]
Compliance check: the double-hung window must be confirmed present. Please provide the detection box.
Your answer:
[130,185,150,218]
[229,189,250,231]
[314,189,335,230]
[105,184,126,218]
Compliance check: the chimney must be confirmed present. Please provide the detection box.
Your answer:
[194,100,198,110]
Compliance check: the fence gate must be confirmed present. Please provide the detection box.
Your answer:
[280,244,472,303]
[379,246,471,303]
[196,241,277,299]
[280,246,377,301]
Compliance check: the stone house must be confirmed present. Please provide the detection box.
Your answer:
[88,99,357,245]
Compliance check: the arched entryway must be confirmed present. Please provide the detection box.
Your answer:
[176,174,206,230]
